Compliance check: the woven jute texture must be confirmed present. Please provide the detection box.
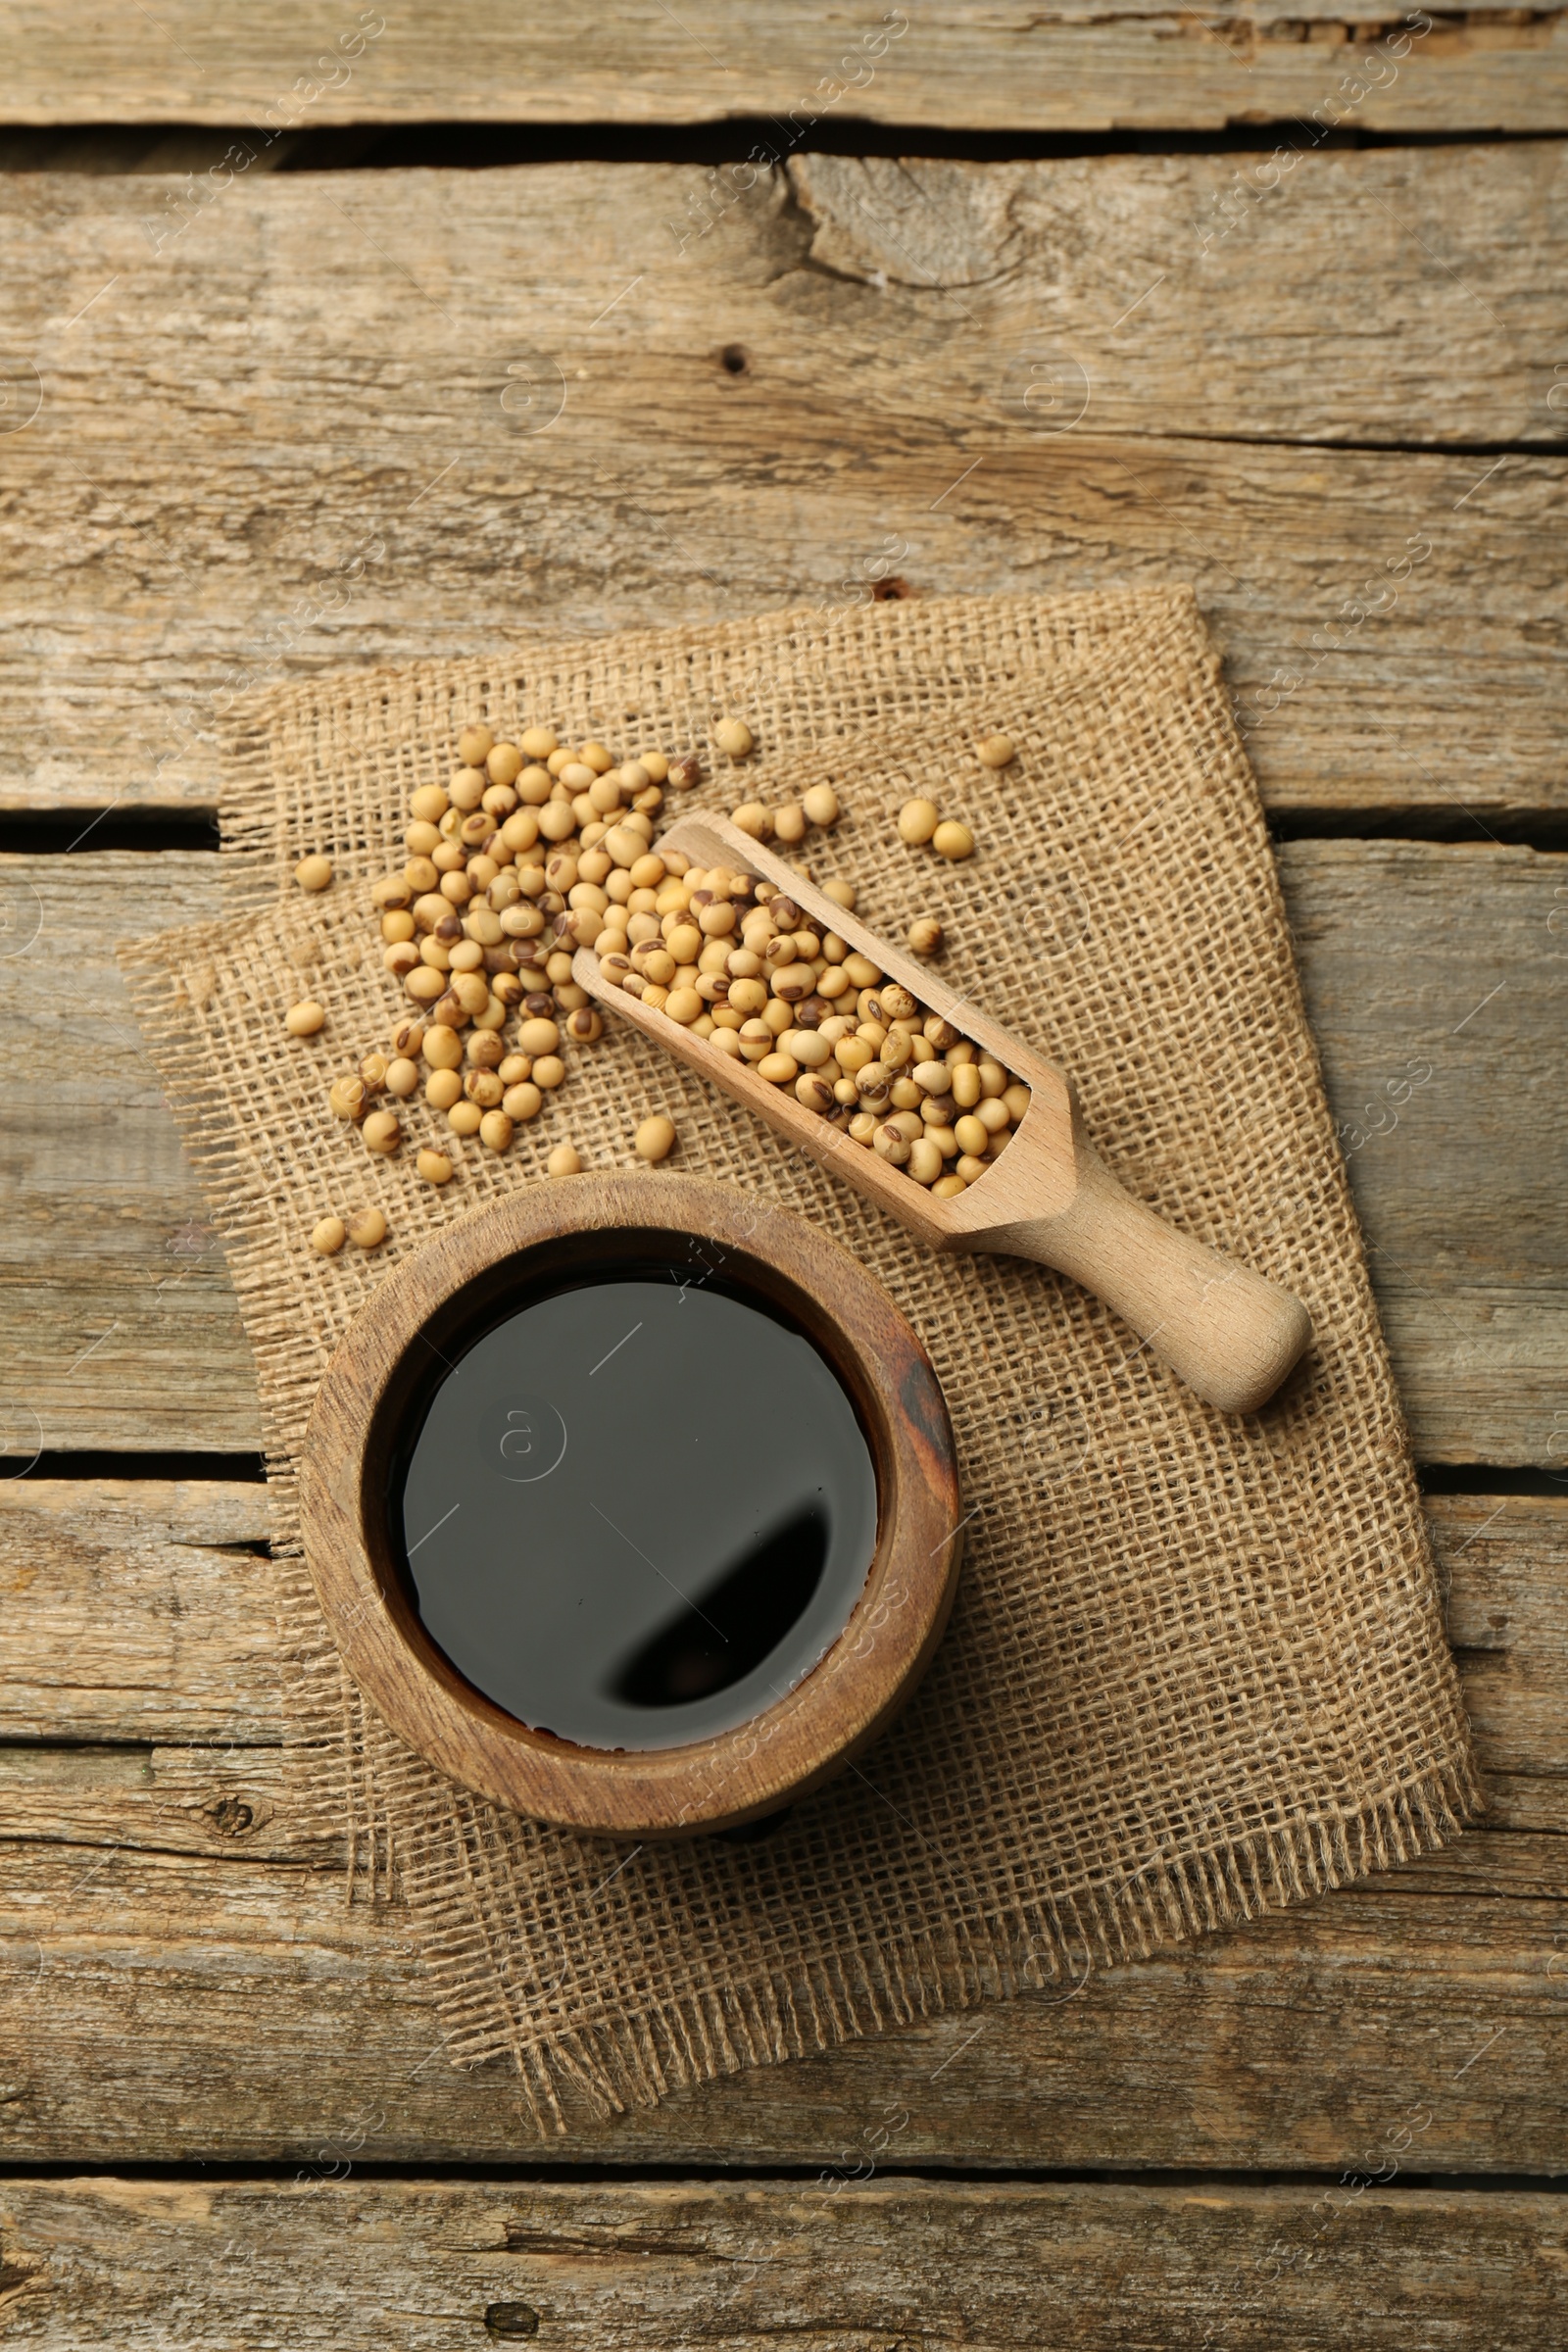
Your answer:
[120,586,1479,2129]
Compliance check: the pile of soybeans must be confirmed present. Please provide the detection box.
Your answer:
[597,865,1030,1198]
[297,713,1022,1220]
[313,722,700,1183]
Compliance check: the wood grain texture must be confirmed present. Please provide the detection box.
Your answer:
[0,854,261,1453]
[0,1480,273,1741]
[1,156,1563,817]
[1288,842,1568,1469]
[2,842,1558,1461]
[0,1743,321,1864]
[1,2176,1566,2352]
[7,1837,1563,2169]
[0,1,1565,130]
[0,1485,1478,1824]
[1441,1494,1568,1814]
[7,1482,1559,1822]
[1,1484,1564,2168]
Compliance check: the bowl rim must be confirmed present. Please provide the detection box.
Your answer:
[299,1171,963,1836]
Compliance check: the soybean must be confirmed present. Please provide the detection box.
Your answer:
[635,1114,677,1162]
[363,1111,402,1154]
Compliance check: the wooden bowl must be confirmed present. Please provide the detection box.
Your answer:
[299,1173,962,1838]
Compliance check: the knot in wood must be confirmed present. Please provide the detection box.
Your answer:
[484,2303,540,2338]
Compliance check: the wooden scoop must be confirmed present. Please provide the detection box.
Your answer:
[573,812,1310,1415]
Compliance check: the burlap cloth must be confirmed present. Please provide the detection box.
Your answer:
[120,586,1479,2129]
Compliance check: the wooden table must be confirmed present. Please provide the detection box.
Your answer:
[1,12,1564,2344]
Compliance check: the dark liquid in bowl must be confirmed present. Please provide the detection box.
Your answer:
[391,1268,879,1750]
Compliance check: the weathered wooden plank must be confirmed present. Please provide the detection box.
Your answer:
[2,842,1559,1459]
[6,1838,1562,2169]
[1287,842,1568,1468]
[0,1479,313,1861]
[0,1481,272,1740]
[790,146,1568,460]
[2,157,1563,817]
[0,1488,1563,2168]
[4,1485,1560,1836]
[5,1485,1562,1819]
[1441,1493,1568,1812]
[0,2,1564,131]
[0,1744,323,1863]
[0,856,262,1453]
[1,2177,1565,2352]
[4,1738,1561,1878]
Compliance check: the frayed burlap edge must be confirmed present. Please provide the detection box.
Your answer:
[393,1759,1479,2129]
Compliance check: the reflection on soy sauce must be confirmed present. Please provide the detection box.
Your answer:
[612,1502,830,1706]
[392,1269,878,1751]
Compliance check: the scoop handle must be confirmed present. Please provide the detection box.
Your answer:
[996,1148,1311,1414]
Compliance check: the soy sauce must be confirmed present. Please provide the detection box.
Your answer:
[391,1268,879,1750]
